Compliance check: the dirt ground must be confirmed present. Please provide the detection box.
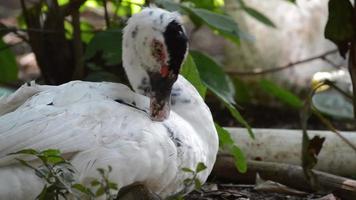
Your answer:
[185,183,324,200]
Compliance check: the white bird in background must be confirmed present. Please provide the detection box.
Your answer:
[0,7,219,199]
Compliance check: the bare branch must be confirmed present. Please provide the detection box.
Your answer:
[71,6,84,80]
[61,0,86,16]
[103,0,111,28]
[227,49,339,76]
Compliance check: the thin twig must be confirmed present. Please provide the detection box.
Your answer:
[321,56,342,69]
[308,82,356,153]
[312,106,356,153]
[227,49,339,76]
[0,27,64,33]
[103,0,111,28]
[323,80,353,100]
[71,5,84,80]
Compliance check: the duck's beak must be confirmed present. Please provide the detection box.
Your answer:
[150,94,171,121]
[148,72,177,121]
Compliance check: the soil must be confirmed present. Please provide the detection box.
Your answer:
[186,183,323,200]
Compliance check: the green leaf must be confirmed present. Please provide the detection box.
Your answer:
[108,182,118,190]
[10,149,39,156]
[259,79,303,109]
[0,39,18,83]
[324,0,354,57]
[196,162,207,173]
[41,149,61,157]
[46,156,65,164]
[85,29,122,65]
[194,179,202,189]
[95,187,105,197]
[242,6,276,28]
[80,21,95,44]
[97,168,105,176]
[91,180,101,186]
[190,50,235,104]
[183,178,192,186]
[233,77,251,104]
[229,145,247,173]
[214,124,247,173]
[183,7,250,44]
[35,185,49,200]
[181,167,194,173]
[181,54,207,98]
[72,184,94,196]
[215,123,234,147]
[189,51,253,137]
[225,103,254,139]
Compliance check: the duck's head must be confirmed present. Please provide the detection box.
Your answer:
[123,7,188,121]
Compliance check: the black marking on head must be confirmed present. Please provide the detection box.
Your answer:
[47,102,54,106]
[115,99,147,113]
[163,123,182,147]
[132,26,138,38]
[163,20,188,75]
[149,11,153,15]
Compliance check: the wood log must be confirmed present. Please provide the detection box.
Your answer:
[224,128,356,177]
[212,155,356,200]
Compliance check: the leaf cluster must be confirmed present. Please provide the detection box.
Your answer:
[11,149,118,200]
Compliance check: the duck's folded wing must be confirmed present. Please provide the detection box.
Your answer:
[0,82,49,116]
[0,81,149,166]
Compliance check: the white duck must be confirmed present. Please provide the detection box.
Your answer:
[0,7,219,199]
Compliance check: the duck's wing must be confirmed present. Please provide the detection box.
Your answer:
[0,82,48,116]
[0,81,150,165]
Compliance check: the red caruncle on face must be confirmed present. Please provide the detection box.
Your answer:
[151,39,169,78]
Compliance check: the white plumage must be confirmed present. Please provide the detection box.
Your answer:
[0,7,218,199]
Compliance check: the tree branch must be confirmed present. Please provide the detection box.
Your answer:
[227,49,339,76]
[71,4,84,80]
[61,0,87,16]
[103,0,111,28]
